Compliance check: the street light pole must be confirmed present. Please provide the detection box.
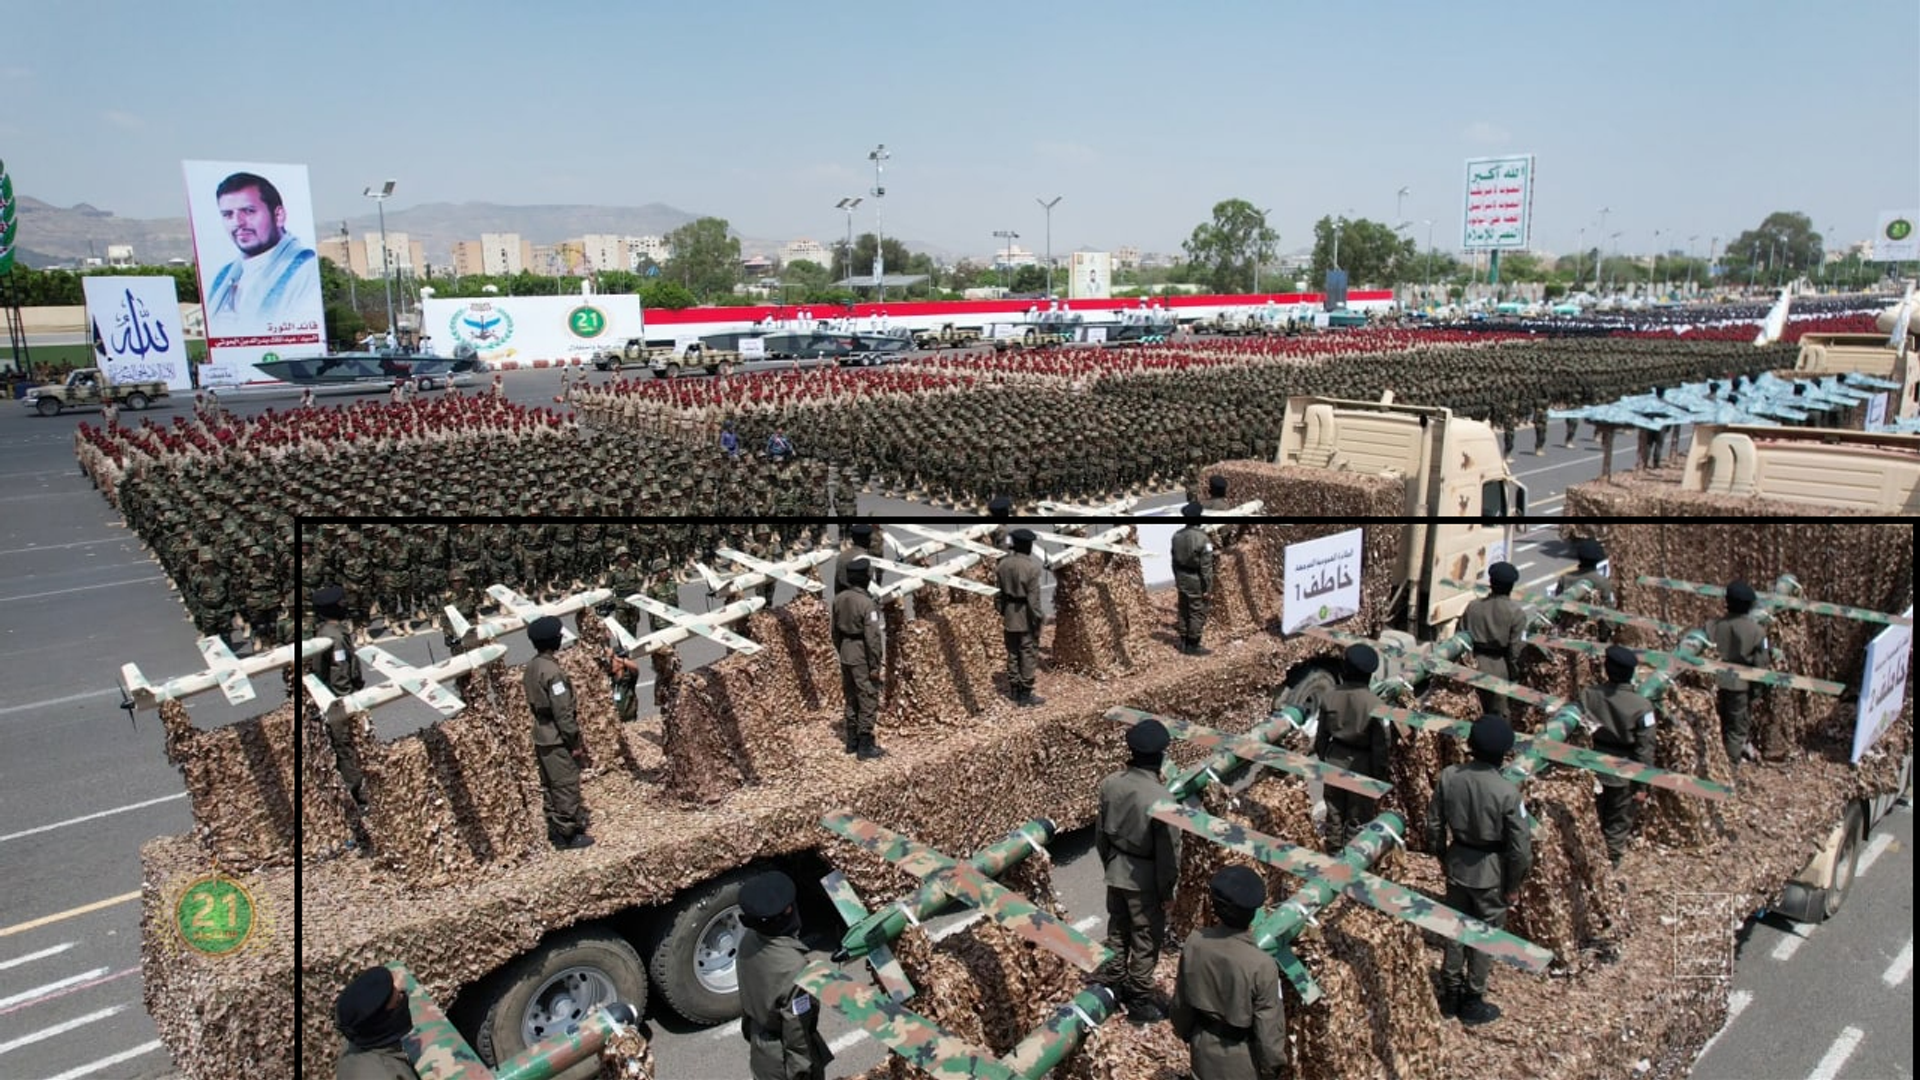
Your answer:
[362,180,397,341]
[340,220,358,315]
[992,230,1019,293]
[1650,229,1663,296]
[1423,218,1435,297]
[1255,206,1272,294]
[1576,227,1586,290]
[1687,234,1700,293]
[835,196,863,290]
[867,144,889,301]
[1596,207,1611,292]
[1396,186,1409,227]
[1036,196,1062,297]
[1608,231,1623,293]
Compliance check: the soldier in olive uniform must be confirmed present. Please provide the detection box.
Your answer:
[309,586,368,807]
[1314,644,1392,849]
[1092,718,1180,1023]
[602,546,645,638]
[995,528,1047,707]
[1462,562,1527,718]
[1580,645,1656,866]
[1170,866,1287,1080]
[1427,715,1533,1025]
[1708,580,1769,767]
[195,548,233,637]
[831,558,886,760]
[333,966,420,1080]
[832,524,883,592]
[986,494,1015,550]
[736,871,832,1080]
[1171,502,1216,655]
[1553,539,1614,605]
[523,616,593,849]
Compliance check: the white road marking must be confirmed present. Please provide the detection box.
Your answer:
[1696,989,1753,1059]
[1855,832,1894,875]
[0,793,187,845]
[0,537,132,557]
[0,943,73,971]
[828,1027,870,1053]
[0,968,109,1010]
[1514,455,1599,480]
[1884,937,1912,987]
[43,1039,164,1080]
[0,1004,127,1055]
[1770,924,1813,961]
[0,575,166,604]
[0,687,122,719]
[1073,915,1101,933]
[1806,1025,1864,1080]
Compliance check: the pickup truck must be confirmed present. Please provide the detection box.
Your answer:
[23,367,169,416]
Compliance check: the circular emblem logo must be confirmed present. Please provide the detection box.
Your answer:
[173,874,257,956]
[261,351,279,364]
[568,305,609,339]
[451,306,514,350]
[1886,218,1914,242]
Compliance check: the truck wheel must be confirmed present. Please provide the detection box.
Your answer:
[715,361,733,378]
[124,392,149,411]
[36,397,61,417]
[664,363,681,380]
[474,928,647,1077]
[1276,664,1339,733]
[1820,804,1865,921]
[647,872,752,1025]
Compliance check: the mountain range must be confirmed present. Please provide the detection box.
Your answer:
[8,196,951,269]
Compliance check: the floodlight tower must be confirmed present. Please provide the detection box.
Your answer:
[835,197,863,287]
[868,144,890,300]
[362,180,397,337]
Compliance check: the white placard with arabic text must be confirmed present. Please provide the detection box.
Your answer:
[1462,154,1534,252]
[82,276,192,391]
[737,336,766,360]
[1853,606,1912,764]
[1866,393,1889,428]
[1283,527,1364,634]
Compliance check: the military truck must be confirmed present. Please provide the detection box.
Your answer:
[1269,393,1527,716]
[589,337,742,378]
[912,323,985,350]
[1680,423,1920,512]
[1792,330,1915,420]
[22,367,170,416]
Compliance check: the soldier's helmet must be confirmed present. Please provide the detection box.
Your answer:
[614,546,632,560]
[649,558,670,573]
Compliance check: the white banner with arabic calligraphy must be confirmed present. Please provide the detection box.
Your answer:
[1462,155,1534,252]
[1852,606,1912,764]
[182,160,326,381]
[1282,527,1364,634]
[82,276,193,391]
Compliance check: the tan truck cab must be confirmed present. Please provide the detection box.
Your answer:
[1794,333,1916,420]
[23,367,169,417]
[1277,394,1527,632]
[1682,423,1920,512]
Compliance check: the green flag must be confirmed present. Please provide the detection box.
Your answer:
[0,159,13,273]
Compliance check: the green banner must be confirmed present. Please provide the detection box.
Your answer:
[0,159,14,273]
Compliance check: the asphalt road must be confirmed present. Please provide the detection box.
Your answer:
[0,357,1724,1080]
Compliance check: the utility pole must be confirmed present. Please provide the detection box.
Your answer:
[1395,186,1409,227]
[1424,219,1436,297]
[1596,207,1611,292]
[868,144,889,300]
[1036,196,1062,297]
[1686,235,1700,293]
[341,221,358,314]
[835,197,863,290]
[362,180,397,338]
[1255,206,1272,294]
[992,230,1019,293]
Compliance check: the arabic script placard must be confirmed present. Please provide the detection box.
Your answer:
[82,276,193,391]
[1282,527,1364,635]
[1461,154,1534,252]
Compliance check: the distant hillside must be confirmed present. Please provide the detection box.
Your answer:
[11,195,952,268]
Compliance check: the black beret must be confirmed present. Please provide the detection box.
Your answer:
[1488,562,1519,587]
[528,615,563,644]
[1209,865,1266,911]
[1344,644,1380,675]
[336,966,407,1043]
[988,495,1012,515]
[1468,715,1515,759]
[1576,539,1605,566]
[1725,580,1757,606]
[1009,528,1037,544]
[850,523,874,541]
[845,557,872,582]
[1126,718,1171,754]
[1181,501,1204,518]
[1604,644,1639,679]
[740,870,796,920]
[1208,474,1227,495]
[313,585,346,610]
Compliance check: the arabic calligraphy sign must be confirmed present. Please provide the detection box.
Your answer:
[1853,606,1912,764]
[1282,527,1363,634]
[82,276,192,391]
[1461,154,1534,252]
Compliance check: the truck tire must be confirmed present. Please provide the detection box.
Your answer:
[36,397,61,417]
[664,363,681,380]
[1275,664,1340,734]
[714,360,733,378]
[124,392,149,411]
[646,872,752,1025]
[474,928,647,1079]
[1820,803,1865,921]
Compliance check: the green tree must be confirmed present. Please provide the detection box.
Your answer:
[664,217,741,300]
[595,269,644,294]
[1181,200,1277,294]
[829,233,911,286]
[1720,211,1823,284]
[639,280,697,310]
[782,259,833,295]
[1309,217,1416,288]
[1009,265,1048,294]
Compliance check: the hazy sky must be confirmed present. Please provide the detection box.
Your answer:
[8,0,1917,260]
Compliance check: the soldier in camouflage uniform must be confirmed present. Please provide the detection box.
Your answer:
[1170,866,1287,1080]
[1092,717,1179,1023]
[736,871,832,1080]
[193,548,232,637]
[1461,562,1526,719]
[831,558,886,760]
[1427,715,1532,1026]
[1579,645,1656,866]
[309,586,369,808]
[441,566,481,654]
[242,546,281,649]
[1314,644,1392,849]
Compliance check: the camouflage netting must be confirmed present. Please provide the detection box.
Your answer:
[1047,542,1157,679]
[156,699,302,869]
[138,835,293,1080]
